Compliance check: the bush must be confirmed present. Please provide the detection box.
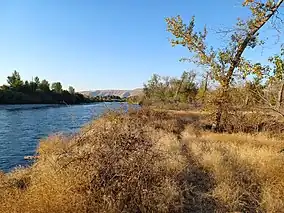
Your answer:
[0,109,187,213]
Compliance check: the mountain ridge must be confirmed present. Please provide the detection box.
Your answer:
[80,88,143,98]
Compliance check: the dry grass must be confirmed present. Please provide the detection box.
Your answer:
[183,127,284,212]
[0,108,187,213]
[1,108,284,212]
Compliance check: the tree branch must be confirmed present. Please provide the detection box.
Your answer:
[225,0,284,87]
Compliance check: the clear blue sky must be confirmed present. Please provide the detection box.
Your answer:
[0,0,283,91]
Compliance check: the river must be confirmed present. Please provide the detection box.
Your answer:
[0,102,132,172]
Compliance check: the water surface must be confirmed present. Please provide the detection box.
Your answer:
[0,102,130,172]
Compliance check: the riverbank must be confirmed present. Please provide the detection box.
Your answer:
[1,108,284,212]
[0,89,127,105]
[0,89,89,105]
[0,102,131,172]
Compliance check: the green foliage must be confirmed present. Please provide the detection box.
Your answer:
[34,76,40,86]
[0,71,126,105]
[7,71,23,90]
[29,82,38,92]
[268,47,284,82]
[143,71,198,104]
[166,0,283,87]
[166,0,283,127]
[68,86,75,94]
[51,82,63,93]
[38,80,50,92]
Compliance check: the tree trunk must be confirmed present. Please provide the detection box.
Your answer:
[277,82,284,110]
[213,0,284,130]
[214,85,229,131]
[201,72,209,100]
[204,73,208,94]
[174,74,186,101]
[214,104,222,132]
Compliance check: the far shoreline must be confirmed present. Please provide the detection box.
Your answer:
[0,101,127,111]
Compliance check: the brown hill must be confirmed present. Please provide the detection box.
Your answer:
[80,89,143,98]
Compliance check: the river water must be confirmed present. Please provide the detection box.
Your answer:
[0,102,131,172]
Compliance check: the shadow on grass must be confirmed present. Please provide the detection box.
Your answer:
[178,141,226,213]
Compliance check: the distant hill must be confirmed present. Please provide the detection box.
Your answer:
[80,88,143,98]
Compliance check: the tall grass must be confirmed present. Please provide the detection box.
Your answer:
[1,108,284,212]
[183,127,284,212]
[0,109,187,213]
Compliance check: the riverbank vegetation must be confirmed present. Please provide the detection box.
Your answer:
[1,0,284,212]
[0,71,125,104]
[1,108,284,212]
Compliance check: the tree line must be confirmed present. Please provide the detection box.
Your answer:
[142,71,199,105]
[0,71,124,104]
[1,70,75,94]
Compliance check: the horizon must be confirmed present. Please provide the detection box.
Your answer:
[1,0,283,91]
[80,88,143,92]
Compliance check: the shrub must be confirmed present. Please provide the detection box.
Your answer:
[0,109,187,213]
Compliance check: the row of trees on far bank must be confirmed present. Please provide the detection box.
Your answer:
[0,71,124,104]
[2,70,75,94]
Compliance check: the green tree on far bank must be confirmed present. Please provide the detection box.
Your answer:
[68,86,75,94]
[39,80,50,92]
[0,70,125,104]
[7,70,23,90]
[34,76,40,86]
[51,82,63,93]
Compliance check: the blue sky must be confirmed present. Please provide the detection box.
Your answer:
[0,0,283,91]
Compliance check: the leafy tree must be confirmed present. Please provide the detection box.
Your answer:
[166,0,283,129]
[251,47,284,116]
[144,74,168,101]
[68,86,75,94]
[0,85,10,91]
[21,80,32,93]
[143,72,198,104]
[174,71,197,102]
[39,80,50,92]
[7,70,23,90]
[34,76,40,86]
[268,47,284,110]
[196,73,209,102]
[29,82,38,92]
[51,82,63,93]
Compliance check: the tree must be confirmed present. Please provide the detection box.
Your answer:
[251,47,284,116]
[7,70,23,90]
[68,86,75,94]
[27,76,40,92]
[51,82,63,93]
[143,74,169,101]
[34,76,40,86]
[174,71,197,102]
[39,79,50,92]
[166,0,283,129]
[21,80,32,93]
[29,82,37,92]
[143,74,160,98]
[268,48,284,110]
[143,72,198,104]
[197,72,209,102]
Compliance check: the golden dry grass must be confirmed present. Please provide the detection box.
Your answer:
[183,127,284,212]
[1,108,284,212]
